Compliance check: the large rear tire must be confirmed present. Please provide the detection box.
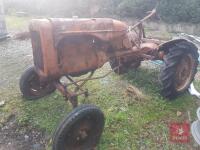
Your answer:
[160,42,199,99]
[20,66,56,100]
[52,104,105,150]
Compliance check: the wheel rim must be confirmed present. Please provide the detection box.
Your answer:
[28,73,51,96]
[175,54,194,92]
[64,116,100,150]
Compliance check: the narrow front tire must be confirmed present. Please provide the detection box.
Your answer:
[20,66,56,100]
[52,104,105,150]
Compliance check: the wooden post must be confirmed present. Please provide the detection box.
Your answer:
[0,0,7,39]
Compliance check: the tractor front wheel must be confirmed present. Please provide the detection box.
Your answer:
[20,66,56,100]
[52,104,105,150]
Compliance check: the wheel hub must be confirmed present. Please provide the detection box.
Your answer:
[28,74,52,96]
[64,117,97,150]
[74,120,91,142]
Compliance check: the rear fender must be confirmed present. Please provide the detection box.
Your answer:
[159,39,198,54]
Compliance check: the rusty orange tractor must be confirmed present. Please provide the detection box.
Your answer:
[19,9,199,149]
[20,9,199,106]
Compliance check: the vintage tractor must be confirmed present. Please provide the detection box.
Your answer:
[20,9,199,104]
[19,9,199,149]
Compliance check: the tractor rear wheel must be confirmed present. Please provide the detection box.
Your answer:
[20,66,56,100]
[110,58,141,74]
[160,42,199,99]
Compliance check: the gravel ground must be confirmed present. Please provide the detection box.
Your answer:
[0,39,46,150]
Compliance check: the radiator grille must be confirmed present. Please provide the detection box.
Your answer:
[31,31,44,71]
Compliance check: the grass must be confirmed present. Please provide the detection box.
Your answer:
[9,64,199,150]
[0,15,200,149]
[5,15,32,31]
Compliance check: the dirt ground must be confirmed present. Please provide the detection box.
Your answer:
[0,115,45,150]
[0,39,46,150]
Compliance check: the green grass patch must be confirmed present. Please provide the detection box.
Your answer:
[1,64,197,149]
[6,15,32,31]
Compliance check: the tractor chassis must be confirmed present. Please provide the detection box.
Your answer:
[53,66,120,108]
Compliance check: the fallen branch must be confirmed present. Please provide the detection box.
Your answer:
[126,85,147,101]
